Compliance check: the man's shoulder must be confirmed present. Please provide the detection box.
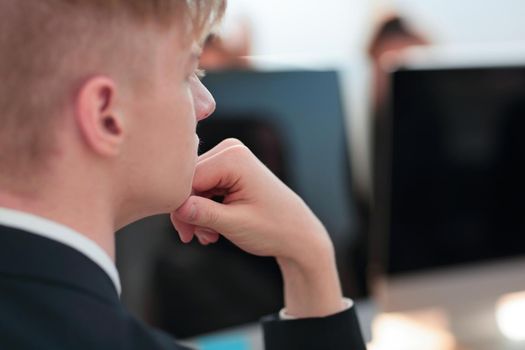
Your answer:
[0,275,188,350]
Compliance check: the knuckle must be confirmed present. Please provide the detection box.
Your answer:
[220,138,244,148]
[226,144,251,158]
[222,145,255,170]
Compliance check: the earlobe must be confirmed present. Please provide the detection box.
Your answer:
[75,76,125,157]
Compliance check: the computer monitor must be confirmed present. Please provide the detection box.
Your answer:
[372,61,525,347]
[199,70,357,246]
[377,64,525,276]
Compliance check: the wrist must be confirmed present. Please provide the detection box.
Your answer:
[276,236,344,318]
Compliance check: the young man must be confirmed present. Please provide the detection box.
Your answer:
[0,1,365,349]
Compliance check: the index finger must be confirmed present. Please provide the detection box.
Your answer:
[198,138,244,162]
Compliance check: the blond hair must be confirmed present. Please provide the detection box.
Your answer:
[0,0,225,176]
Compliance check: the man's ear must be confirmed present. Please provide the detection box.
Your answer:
[75,76,125,157]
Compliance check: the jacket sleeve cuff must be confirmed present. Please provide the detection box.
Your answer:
[262,302,367,350]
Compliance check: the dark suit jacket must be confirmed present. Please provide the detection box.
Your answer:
[0,225,366,349]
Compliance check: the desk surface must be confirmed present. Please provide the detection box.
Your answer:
[188,259,525,350]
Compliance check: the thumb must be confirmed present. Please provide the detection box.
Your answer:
[174,195,231,232]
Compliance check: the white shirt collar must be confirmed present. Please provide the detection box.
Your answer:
[0,207,121,296]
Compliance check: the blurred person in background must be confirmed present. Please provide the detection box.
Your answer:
[0,1,365,349]
[348,14,430,297]
[368,14,429,122]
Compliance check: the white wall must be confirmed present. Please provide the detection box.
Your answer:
[225,0,525,65]
[223,0,371,67]
[394,0,525,45]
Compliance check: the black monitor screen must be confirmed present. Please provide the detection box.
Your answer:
[385,66,525,275]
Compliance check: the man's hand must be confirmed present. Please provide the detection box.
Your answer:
[171,138,345,318]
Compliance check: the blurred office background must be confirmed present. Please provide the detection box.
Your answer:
[116,0,525,349]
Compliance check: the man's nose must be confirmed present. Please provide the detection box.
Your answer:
[194,79,216,122]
